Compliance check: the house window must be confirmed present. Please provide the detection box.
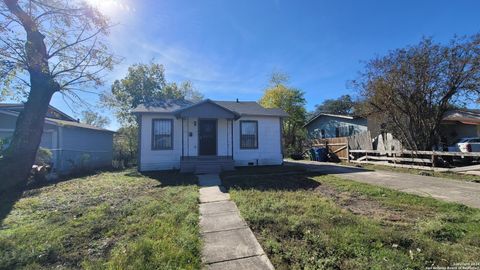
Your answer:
[152,119,173,150]
[240,120,258,149]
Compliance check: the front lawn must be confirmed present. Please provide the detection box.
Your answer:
[222,170,480,270]
[0,170,201,270]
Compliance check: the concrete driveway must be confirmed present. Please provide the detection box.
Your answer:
[286,160,480,209]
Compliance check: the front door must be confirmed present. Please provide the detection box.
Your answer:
[198,119,217,156]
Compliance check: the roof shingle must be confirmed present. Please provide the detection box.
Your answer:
[132,99,288,117]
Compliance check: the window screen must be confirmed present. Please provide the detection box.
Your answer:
[152,119,173,150]
[240,121,258,149]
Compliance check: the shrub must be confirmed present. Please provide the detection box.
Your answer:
[428,225,467,242]
[35,147,52,166]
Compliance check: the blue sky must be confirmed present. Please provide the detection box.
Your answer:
[49,0,480,130]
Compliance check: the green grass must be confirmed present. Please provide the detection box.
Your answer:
[222,169,480,270]
[341,161,480,183]
[0,170,201,270]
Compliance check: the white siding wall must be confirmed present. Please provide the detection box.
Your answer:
[218,118,231,156]
[140,114,183,171]
[233,116,283,166]
[184,117,198,156]
[140,114,283,171]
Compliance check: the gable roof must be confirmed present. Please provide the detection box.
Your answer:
[131,99,195,114]
[132,99,289,117]
[0,103,77,122]
[173,99,241,119]
[45,118,115,132]
[304,113,365,127]
[213,101,288,117]
[0,103,114,133]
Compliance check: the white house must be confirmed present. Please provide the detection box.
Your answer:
[132,99,288,173]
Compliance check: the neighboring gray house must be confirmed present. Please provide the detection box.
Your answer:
[132,99,288,173]
[440,109,480,145]
[0,103,114,174]
[305,113,368,139]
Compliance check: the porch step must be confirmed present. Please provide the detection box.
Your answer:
[180,157,235,173]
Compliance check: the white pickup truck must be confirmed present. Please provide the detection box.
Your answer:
[447,137,480,152]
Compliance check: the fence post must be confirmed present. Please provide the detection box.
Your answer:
[431,153,435,168]
[346,144,350,163]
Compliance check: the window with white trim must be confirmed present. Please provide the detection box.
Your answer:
[240,121,258,149]
[152,119,173,150]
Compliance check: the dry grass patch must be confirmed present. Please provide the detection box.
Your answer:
[222,170,480,270]
[0,170,201,270]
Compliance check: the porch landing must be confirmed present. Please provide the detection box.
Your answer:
[180,156,235,174]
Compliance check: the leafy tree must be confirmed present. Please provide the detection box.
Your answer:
[101,62,204,126]
[259,72,307,155]
[102,62,204,167]
[113,126,138,168]
[354,35,480,150]
[314,94,356,115]
[0,0,115,191]
[81,110,110,128]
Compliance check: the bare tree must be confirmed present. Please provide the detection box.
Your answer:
[0,0,115,191]
[354,35,480,150]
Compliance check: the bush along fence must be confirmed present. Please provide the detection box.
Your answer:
[309,131,480,172]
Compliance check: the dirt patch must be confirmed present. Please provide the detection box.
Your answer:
[313,183,422,225]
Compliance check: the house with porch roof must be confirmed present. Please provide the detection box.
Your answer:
[132,99,288,173]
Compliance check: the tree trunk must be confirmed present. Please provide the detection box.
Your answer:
[0,0,58,191]
[0,74,57,191]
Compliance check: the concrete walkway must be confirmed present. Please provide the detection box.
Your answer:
[198,174,274,270]
[287,160,480,209]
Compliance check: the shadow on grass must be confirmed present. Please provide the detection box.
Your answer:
[222,172,323,192]
[221,163,374,192]
[139,170,198,187]
[0,188,23,226]
[221,165,308,177]
[283,161,373,175]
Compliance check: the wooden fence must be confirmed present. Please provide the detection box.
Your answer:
[309,131,480,172]
[349,149,480,172]
[311,137,349,160]
[348,131,373,150]
[310,131,373,161]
